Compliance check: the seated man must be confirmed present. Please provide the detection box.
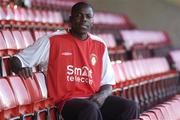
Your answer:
[10,2,139,120]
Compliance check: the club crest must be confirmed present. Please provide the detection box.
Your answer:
[90,53,97,66]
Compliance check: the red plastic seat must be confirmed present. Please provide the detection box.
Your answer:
[111,62,122,85]
[11,30,26,50]
[8,74,53,118]
[148,108,165,120]
[0,56,11,77]
[33,72,48,99]
[21,30,34,47]
[154,106,171,120]
[33,72,54,108]
[6,76,34,118]
[0,77,20,119]
[33,30,46,40]
[0,6,7,23]
[142,112,158,120]
[21,76,52,119]
[33,72,57,119]
[139,115,151,120]
[2,29,17,55]
[0,32,7,56]
[97,33,116,48]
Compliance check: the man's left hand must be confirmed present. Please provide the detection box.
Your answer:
[89,85,112,108]
[89,92,107,107]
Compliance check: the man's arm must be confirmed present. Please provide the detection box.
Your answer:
[89,84,112,107]
[10,56,32,78]
[89,42,115,107]
[9,34,51,78]
[10,56,22,74]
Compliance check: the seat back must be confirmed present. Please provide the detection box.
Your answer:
[139,115,151,120]
[33,72,48,99]
[0,32,7,56]
[21,30,34,47]
[0,78,17,110]
[143,112,158,120]
[22,77,42,102]
[6,76,31,105]
[2,30,17,55]
[11,30,26,49]
[0,77,19,119]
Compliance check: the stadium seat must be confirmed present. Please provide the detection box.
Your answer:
[33,72,48,98]
[169,50,180,71]
[139,115,151,120]
[21,30,35,47]
[33,30,46,40]
[154,106,171,120]
[0,77,20,119]
[2,29,17,55]
[148,108,165,120]
[0,32,7,56]
[33,72,58,120]
[141,112,158,120]
[0,56,11,77]
[6,76,46,119]
[11,30,27,50]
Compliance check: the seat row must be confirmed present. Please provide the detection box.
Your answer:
[93,12,135,29]
[0,72,58,120]
[31,0,82,10]
[169,50,180,71]
[0,29,54,56]
[0,3,135,30]
[120,30,171,50]
[119,29,173,59]
[139,95,180,120]
[112,57,179,111]
[0,5,63,28]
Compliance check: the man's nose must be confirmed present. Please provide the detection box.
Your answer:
[81,15,87,21]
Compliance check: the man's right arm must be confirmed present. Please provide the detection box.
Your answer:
[10,56,22,74]
[10,35,50,78]
[10,56,33,78]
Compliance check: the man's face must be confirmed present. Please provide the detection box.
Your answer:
[70,6,94,35]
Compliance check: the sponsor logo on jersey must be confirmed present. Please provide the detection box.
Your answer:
[67,65,93,85]
[90,53,97,66]
[61,52,72,56]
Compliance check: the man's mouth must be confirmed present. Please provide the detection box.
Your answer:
[79,24,88,29]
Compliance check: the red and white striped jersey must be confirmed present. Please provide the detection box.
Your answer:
[16,30,115,102]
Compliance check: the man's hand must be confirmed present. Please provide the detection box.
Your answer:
[18,67,33,79]
[89,92,107,107]
[89,85,112,108]
[10,56,32,79]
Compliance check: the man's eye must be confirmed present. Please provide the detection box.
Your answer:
[75,14,82,18]
[87,15,93,19]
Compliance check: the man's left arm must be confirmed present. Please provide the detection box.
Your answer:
[89,45,115,107]
[89,84,112,107]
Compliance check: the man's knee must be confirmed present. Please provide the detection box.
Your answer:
[128,100,140,118]
[83,100,99,112]
[78,100,103,120]
[129,100,139,109]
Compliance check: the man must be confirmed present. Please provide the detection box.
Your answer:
[10,2,139,120]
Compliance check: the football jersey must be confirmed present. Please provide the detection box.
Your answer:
[16,30,115,102]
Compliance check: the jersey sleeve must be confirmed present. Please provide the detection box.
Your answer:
[15,35,50,68]
[100,47,115,86]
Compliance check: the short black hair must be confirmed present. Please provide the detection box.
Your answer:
[71,2,93,15]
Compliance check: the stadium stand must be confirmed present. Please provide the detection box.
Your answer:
[120,30,173,59]
[0,0,180,119]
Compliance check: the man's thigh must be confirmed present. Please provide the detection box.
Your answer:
[61,98,99,119]
[100,95,139,120]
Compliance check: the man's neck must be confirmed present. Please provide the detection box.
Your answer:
[70,29,88,40]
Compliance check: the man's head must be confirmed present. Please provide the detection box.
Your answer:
[69,2,94,39]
